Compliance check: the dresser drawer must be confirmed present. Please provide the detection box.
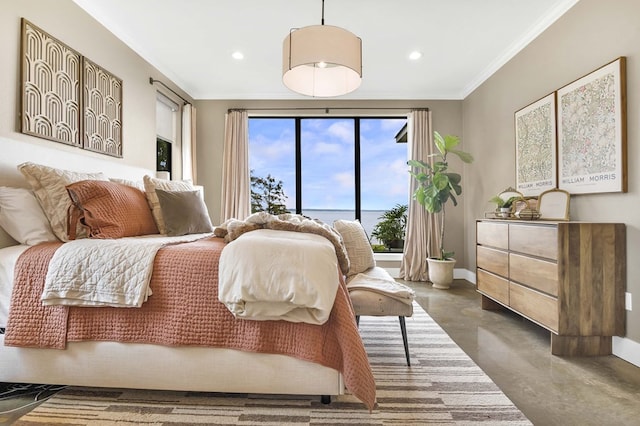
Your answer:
[477,221,508,249]
[509,282,559,332]
[477,269,509,306]
[509,253,558,296]
[477,246,508,277]
[509,224,558,260]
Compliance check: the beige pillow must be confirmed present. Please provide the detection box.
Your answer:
[18,162,107,241]
[143,175,193,234]
[333,219,375,276]
[155,189,213,236]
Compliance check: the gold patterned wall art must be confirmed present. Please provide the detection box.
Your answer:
[83,58,123,157]
[557,57,627,194]
[20,18,123,158]
[21,19,82,147]
[515,93,557,196]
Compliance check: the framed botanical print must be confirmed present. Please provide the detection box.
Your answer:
[557,57,627,194]
[515,93,557,196]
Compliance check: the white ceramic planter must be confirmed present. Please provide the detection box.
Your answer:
[427,257,456,289]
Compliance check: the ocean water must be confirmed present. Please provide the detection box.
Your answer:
[301,209,385,243]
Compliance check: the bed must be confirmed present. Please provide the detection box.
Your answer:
[0,159,376,410]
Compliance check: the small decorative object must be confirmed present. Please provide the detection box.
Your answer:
[515,93,557,196]
[487,187,524,218]
[538,188,570,220]
[557,57,627,194]
[408,131,473,289]
[514,207,541,220]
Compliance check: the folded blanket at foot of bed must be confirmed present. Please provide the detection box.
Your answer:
[218,229,339,324]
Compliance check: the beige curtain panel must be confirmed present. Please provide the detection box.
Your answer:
[220,110,251,222]
[399,110,441,281]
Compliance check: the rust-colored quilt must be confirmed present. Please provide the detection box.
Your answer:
[4,236,375,409]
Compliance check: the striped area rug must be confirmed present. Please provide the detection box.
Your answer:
[14,303,531,425]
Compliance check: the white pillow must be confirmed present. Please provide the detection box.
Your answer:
[0,187,58,245]
[333,219,376,276]
[18,162,107,241]
[143,175,194,234]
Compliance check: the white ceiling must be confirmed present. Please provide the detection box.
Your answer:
[73,0,579,100]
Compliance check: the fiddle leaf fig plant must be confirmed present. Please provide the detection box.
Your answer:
[408,131,474,260]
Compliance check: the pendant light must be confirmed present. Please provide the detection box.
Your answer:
[282,0,362,97]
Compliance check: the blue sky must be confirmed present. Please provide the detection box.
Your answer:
[249,117,408,210]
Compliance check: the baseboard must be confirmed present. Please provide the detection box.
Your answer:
[613,336,640,367]
[455,268,476,284]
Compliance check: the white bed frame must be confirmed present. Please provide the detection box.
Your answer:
[0,139,344,399]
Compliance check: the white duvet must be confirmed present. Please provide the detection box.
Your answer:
[218,229,339,325]
[41,233,212,308]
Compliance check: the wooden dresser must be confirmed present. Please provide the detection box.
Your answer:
[476,219,626,356]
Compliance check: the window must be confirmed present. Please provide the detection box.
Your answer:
[155,92,178,178]
[249,117,408,247]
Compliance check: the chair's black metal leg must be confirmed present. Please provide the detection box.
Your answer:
[321,395,331,404]
[399,316,410,366]
[355,315,360,326]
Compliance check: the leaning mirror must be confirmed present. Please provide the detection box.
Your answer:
[538,189,570,220]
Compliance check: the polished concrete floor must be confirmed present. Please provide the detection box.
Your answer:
[405,279,640,426]
[2,280,639,425]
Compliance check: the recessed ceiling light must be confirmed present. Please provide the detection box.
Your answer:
[232,51,244,60]
[409,51,422,60]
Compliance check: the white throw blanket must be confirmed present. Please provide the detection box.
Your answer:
[218,229,339,324]
[41,233,212,307]
[346,267,415,305]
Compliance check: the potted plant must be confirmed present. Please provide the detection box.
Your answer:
[371,204,407,250]
[408,131,473,289]
[488,195,520,218]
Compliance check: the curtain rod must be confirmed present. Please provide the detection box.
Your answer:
[149,77,191,105]
[228,107,428,113]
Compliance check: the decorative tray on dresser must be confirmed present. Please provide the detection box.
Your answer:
[476,219,626,356]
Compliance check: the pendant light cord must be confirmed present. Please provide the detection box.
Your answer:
[321,0,325,25]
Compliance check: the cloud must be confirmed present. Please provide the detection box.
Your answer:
[314,141,343,155]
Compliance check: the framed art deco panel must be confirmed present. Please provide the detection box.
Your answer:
[83,58,123,158]
[21,19,82,147]
[20,18,123,158]
[515,93,557,196]
[557,57,627,194]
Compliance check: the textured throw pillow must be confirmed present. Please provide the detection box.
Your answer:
[143,175,193,234]
[66,180,159,239]
[18,162,107,241]
[109,177,145,191]
[155,189,214,236]
[0,186,58,245]
[333,219,375,276]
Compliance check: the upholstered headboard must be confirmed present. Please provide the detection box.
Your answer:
[1,136,154,249]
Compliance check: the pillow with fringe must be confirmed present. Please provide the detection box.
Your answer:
[66,180,159,239]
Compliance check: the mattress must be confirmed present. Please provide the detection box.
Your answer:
[0,244,29,328]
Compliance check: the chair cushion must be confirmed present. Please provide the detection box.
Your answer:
[349,289,414,317]
[347,266,415,317]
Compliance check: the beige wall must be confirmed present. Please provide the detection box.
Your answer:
[195,99,466,262]
[0,0,191,181]
[463,0,640,345]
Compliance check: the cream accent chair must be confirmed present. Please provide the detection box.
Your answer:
[333,219,415,366]
[347,267,414,366]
